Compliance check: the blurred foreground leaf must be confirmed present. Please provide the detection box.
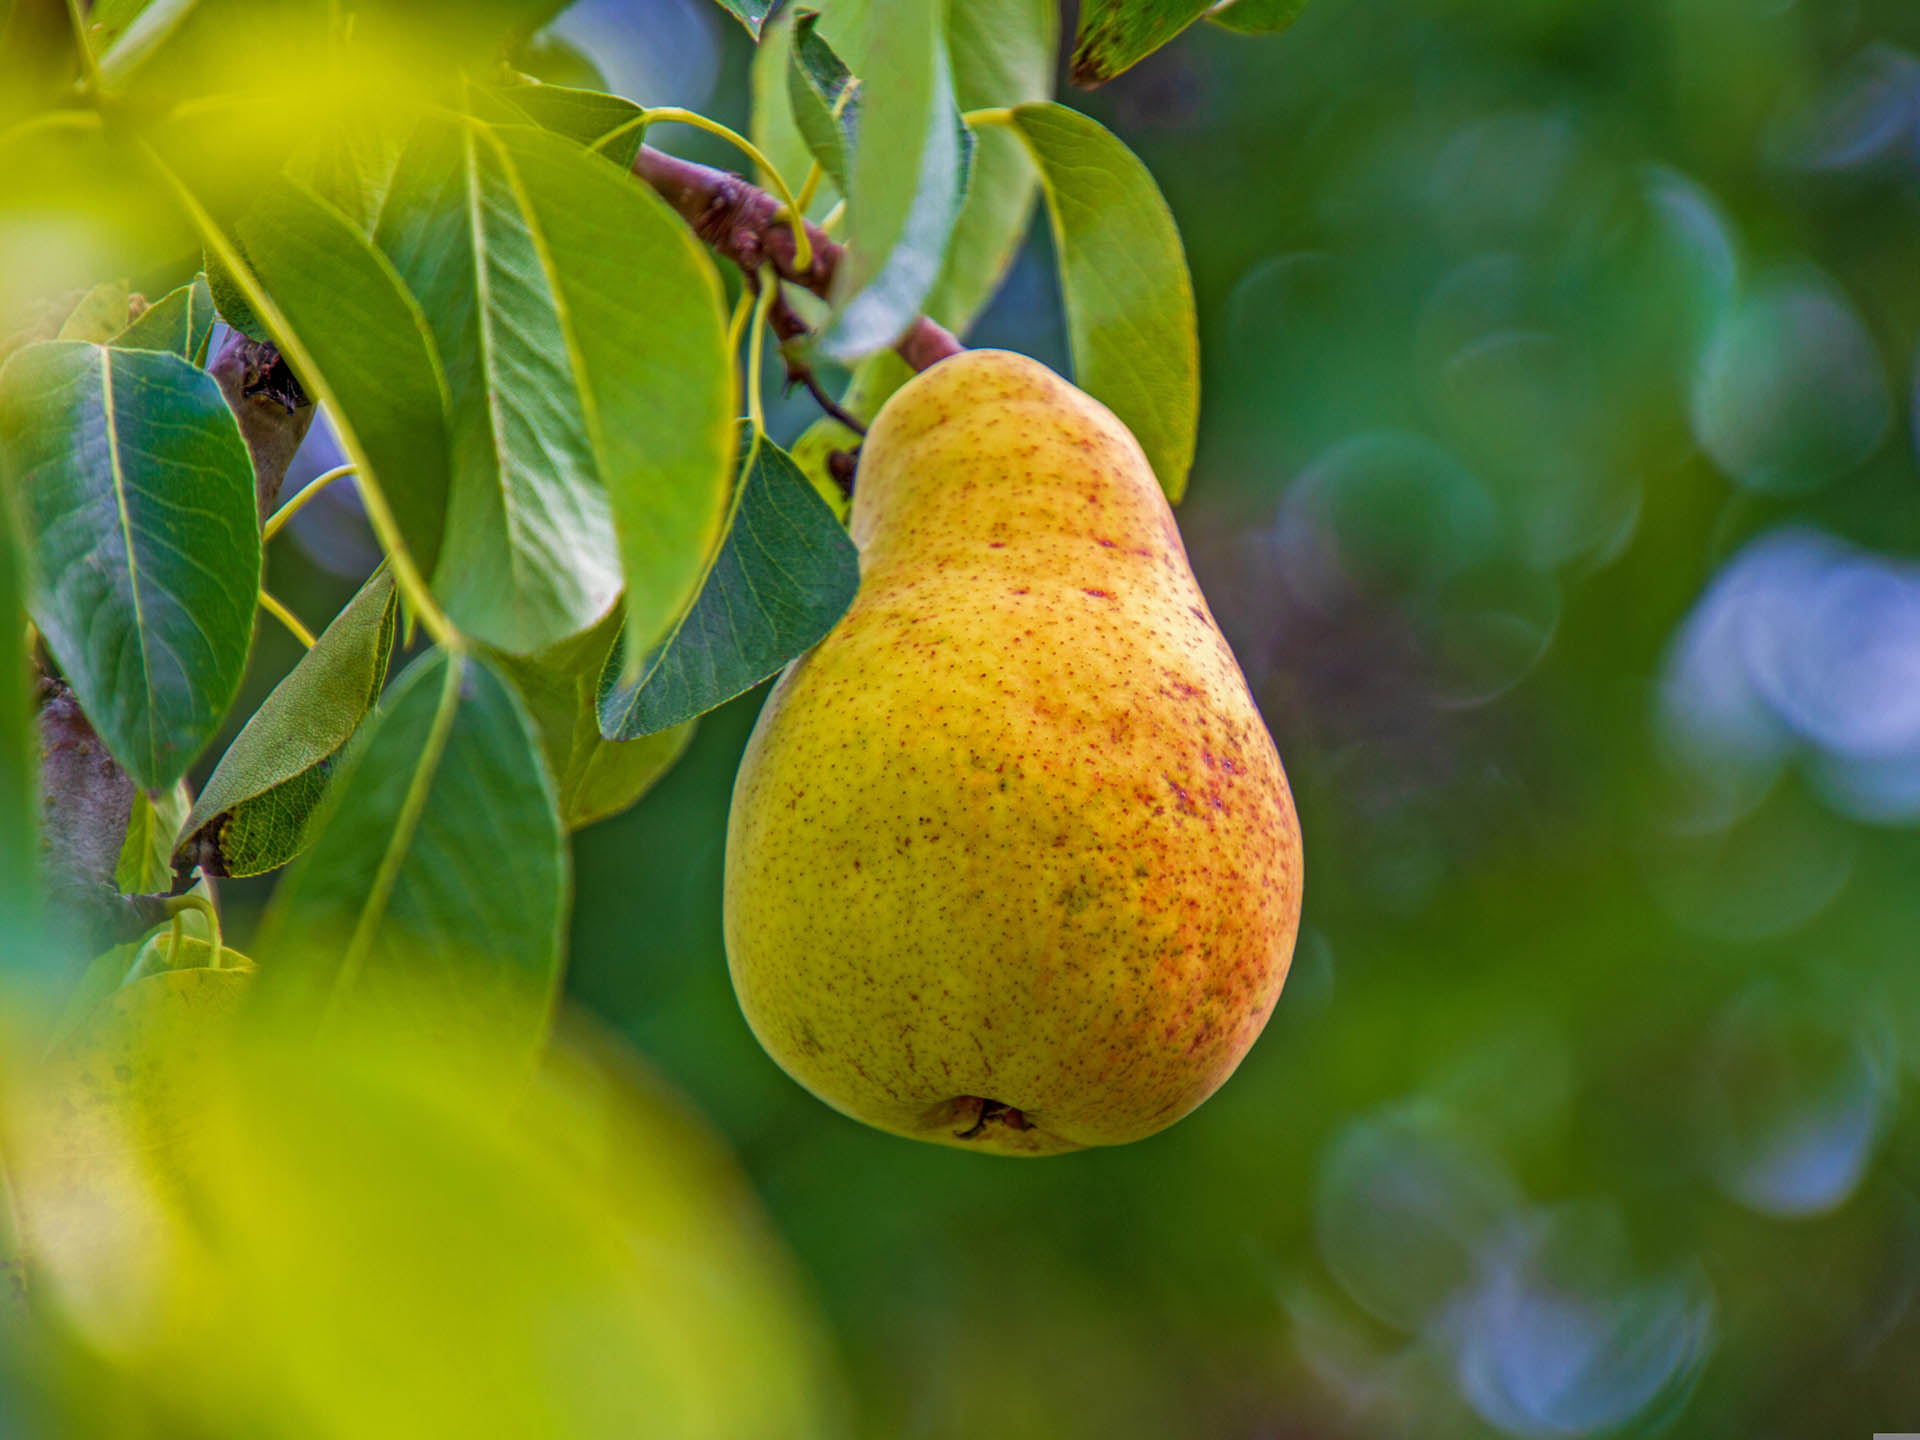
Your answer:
[2,1008,844,1438]
[254,648,566,1080]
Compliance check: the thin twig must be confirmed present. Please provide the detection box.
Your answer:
[764,287,867,435]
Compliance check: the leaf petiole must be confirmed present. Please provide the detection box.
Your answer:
[263,464,357,543]
[746,269,778,438]
[163,891,223,970]
[257,590,316,649]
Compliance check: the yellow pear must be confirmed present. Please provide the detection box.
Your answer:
[723,350,1302,1155]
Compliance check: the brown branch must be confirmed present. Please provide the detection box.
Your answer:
[209,332,314,525]
[630,144,964,375]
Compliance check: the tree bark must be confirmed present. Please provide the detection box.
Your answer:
[630,145,964,373]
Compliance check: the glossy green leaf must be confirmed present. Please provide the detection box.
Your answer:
[495,83,648,168]
[0,341,260,790]
[600,428,858,740]
[481,123,736,671]
[495,607,694,831]
[255,648,567,1076]
[114,781,190,893]
[788,12,858,197]
[1207,0,1310,33]
[928,0,1056,332]
[1004,102,1199,501]
[751,12,817,216]
[285,114,412,237]
[823,0,973,361]
[111,273,215,362]
[58,280,133,342]
[704,0,776,38]
[1069,0,1211,87]
[754,0,1054,336]
[175,567,398,879]
[234,177,453,577]
[373,117,626,655]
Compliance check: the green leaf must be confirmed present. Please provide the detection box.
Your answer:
[111,273,215,362]
[0,341,261,790]
[1069,0,1211,87]
[1207,0,1309,33]
[790,350,913,521]
[254,648,568,1077]
[493,607,694,831]
[478,123,735,670]
[927,0,1056,333]
[704,0,776,38]
[114,781,190,894]
[495,83,648,168]
[56,279,132,342]
[511,30,610,92]
[600,428,858,740]
[285,114,413,238]
[788,11,859,198]
[754,0,1054,336]
[373,117,628,655]
[823,0,973,361]
[751,11,817,216]
[1003,102,1199,501]
[175,567,398,879]
[234,177,454,578]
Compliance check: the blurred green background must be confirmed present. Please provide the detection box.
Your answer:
[199,0,1920,1433]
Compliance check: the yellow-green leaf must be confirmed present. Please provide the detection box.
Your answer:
[493,606,695,832]
[175,567,398,879]
[111,273,215,362]
[113,781,190,894]
[1070,0,1211,87]
[254,648,568,1080]
[1003,102,1199,501]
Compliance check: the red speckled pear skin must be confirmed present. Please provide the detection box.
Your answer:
[722,350,1303,1156]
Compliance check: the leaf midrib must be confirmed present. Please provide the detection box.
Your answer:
[99,348,160,779]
